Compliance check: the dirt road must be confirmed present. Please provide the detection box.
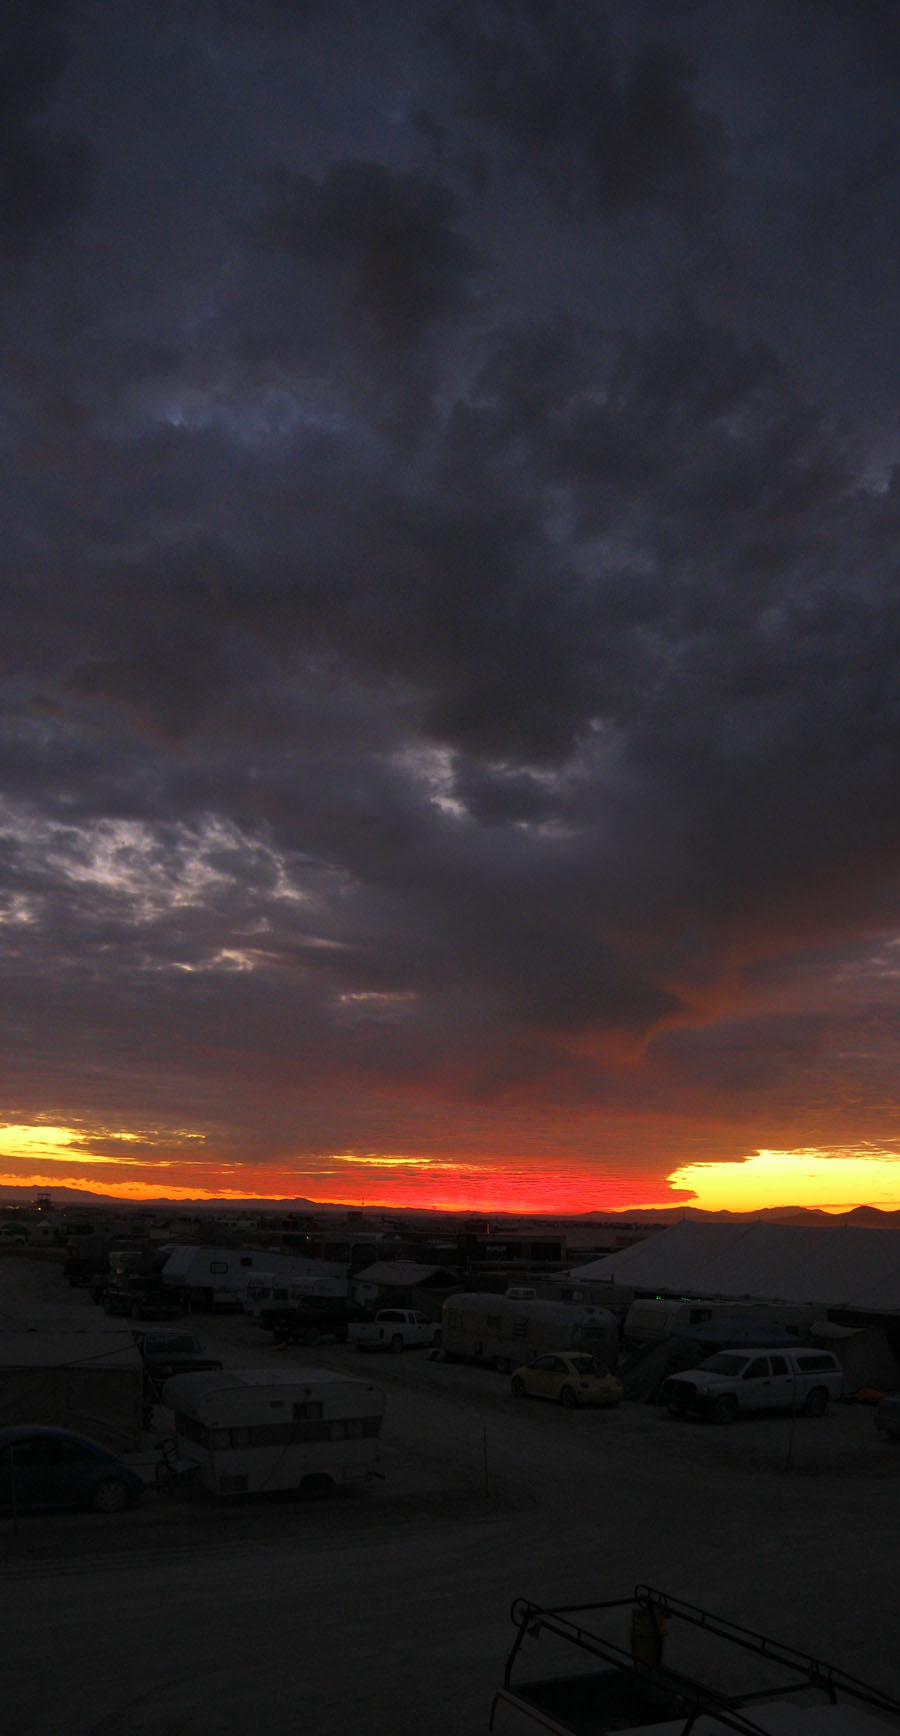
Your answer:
[2,1258,900,1734]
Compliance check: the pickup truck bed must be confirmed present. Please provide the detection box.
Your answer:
[348,1309,440,1352]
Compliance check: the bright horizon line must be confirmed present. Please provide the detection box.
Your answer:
[1,1177,895,1217]
[3,1133,900,1215]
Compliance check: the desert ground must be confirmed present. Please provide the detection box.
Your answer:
[2,1254,900,1736]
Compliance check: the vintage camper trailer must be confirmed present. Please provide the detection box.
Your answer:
[162,1367,385,1497]
[441,1291,618,1373]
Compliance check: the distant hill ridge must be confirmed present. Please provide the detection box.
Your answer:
[1,1185,898,1226]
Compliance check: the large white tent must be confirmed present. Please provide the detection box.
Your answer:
[568,1219,900,1312]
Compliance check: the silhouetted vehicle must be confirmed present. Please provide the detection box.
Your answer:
[0,1426,144,1514]
[63,1253,109,1286]
[102,1277,179,1321]
[267,1296,368,1346]
[876,1393,900,1441]
[134,1331,223,1386]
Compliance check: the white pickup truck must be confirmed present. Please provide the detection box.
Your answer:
[490,1587,900,1736]
[348,1309,440,1353]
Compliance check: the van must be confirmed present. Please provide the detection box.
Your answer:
[661,1347,843,1423]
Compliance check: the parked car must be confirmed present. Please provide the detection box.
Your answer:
[134,1330,224,1385]
[661,1347,843,1423]
[875,1393,900,1440]
[0,1426,144,1514]
[103,1278,179,1321]
[63,1253,109,1286]
[510,1352,623,1409]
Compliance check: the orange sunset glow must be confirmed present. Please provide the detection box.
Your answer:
[3,1122,900,1215]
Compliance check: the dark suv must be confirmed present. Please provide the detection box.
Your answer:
[266,1296,367,1345]
[135,1331,223,1389]
[103,1278,179,1321]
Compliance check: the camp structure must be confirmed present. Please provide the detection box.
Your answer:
[0,1328,144,1450]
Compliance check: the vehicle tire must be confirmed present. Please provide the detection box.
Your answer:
[155,1460,176,1495]
[712,1394,738,1425]
[803,1386,828,1417]
[305,1327,321,1347]
[92,1477,132,1514]
[390,1334,404,1353]
[511,1376,526,1398]
[559,1386,578,1409]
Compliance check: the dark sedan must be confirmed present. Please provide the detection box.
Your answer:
[0,1426,144,1514]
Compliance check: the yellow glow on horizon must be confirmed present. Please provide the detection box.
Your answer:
[0,1125,123,1165]
[669,1146,900,1213]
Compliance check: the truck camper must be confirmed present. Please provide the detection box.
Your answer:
[441,1291,618,1373]
[162,1367,385,1497]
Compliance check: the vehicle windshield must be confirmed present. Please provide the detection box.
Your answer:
[702,1353,749,1376]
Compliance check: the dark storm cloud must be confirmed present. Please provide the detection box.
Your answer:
[432,0,729,219]
[817,0,900,76]
[247,158,484,371]
[0,0,90,255]
[4,0,900,1179]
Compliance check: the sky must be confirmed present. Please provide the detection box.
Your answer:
[4,0,900,1215]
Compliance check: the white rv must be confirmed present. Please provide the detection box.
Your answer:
[162,1367,386,1497]
[244,1270,348,1321]
[441,1291,618,1373]
[161,1247,346,1312]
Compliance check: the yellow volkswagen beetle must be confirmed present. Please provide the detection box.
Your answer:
[510,1351,623,1409]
